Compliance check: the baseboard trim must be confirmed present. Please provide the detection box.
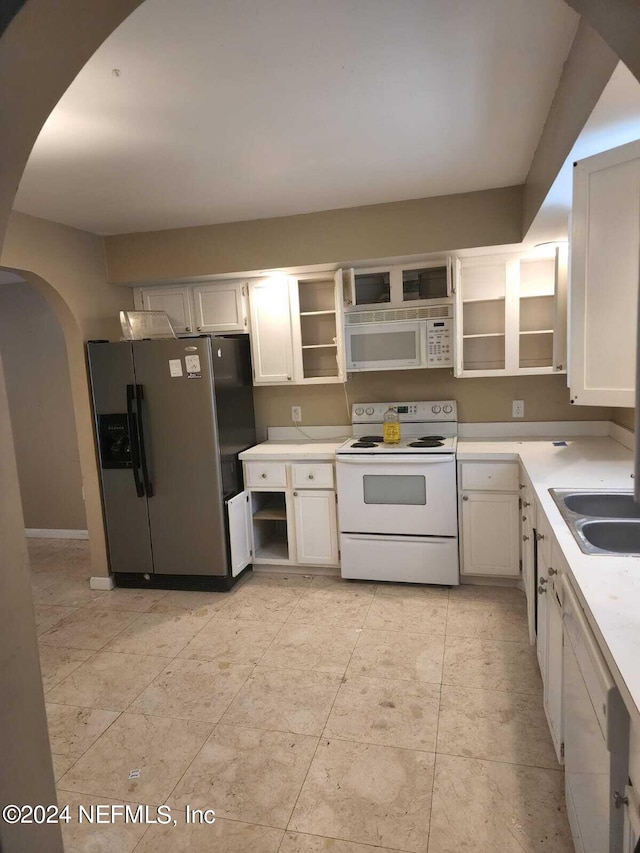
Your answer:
[90,576,115,591]
[253,563,340,578]
[26,528,89,539]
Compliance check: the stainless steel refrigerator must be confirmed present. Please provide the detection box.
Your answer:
[87,336,256,589]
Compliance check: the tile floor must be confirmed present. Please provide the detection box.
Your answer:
[29,538,574,852]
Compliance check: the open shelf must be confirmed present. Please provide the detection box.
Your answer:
[463,332,505,339]
[520,294,554,333]
[303,346,340,378]
[251,492,289,562]
[302,343,337,349]
[298,278,336,313]
[463,299,505,337]
[520,329,553,336]
[253,495,287,521]
[299,310,336,316]
[463,335,506,371]
[519,330,553,369]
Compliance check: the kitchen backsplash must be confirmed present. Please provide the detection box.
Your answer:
[252,371,613,432]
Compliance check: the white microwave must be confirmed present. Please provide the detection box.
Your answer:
[345,308,453,372]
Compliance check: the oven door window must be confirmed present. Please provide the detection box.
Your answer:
[363,474,426,505]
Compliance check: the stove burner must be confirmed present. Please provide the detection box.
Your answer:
[352,441,378,448]
[420,435,445,441]
[408,440,444,448]
[359,435,384,442]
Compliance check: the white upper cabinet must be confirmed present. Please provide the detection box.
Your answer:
[192,281,247,333]
[248,276,295,384]
[136,280,247,335]
[345,259,452,310]
[454,247,567,378]
[250,271,345,386]
[139,287,194,334]
[569,140,640,407]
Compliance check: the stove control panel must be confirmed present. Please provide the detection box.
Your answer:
[352,401,457,423]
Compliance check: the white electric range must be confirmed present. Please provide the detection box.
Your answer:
[336,401,459,585]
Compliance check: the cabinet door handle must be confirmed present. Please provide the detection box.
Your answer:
[538,585,547,595]
[539,577,548,585]
[293,491,298,497]
[197,326,202,332]
[522,501,530,507]
[308,474,314,480]
[522,534,529,541]
[185,326,191,332]
[462,495,469,501]
[548,567,558,576]
[536,532,544,541]
[287,375,292,381]
[519,483,526,489]
[261,473,267,479]
[522,515,527,522]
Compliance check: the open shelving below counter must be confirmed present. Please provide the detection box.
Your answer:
[255,538,289,562]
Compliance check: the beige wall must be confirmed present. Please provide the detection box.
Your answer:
[612,407,635,431]
[254,371,612,432]
[522,18,617,234]
[0,281,86,530]
[1,212,134,576]
[105,185,524,283]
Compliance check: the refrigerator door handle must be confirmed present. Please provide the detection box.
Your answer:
[135,383,154,497]
[126,383,145,498]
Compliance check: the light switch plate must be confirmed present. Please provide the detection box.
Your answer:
[512,400,524,418]
[291,406,302,423]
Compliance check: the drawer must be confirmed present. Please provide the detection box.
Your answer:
[244,461,287,488]
[460,462,519,492]
[292,463,334,489]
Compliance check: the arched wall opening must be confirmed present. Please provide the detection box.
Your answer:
[0,270,86,534]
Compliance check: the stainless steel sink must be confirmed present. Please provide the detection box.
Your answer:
[549,489,640,556]
[562,492,640,519]
[581,520,640,554]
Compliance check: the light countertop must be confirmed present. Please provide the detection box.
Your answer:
[239,439,348,461]
[463,436,640,720]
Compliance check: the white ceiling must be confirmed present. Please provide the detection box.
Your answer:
[14,0,579,236]
[527,62,640,245]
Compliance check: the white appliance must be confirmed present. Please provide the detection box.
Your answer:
[336,401,459,585]
[344,305,453,372]
[562,577,629,853]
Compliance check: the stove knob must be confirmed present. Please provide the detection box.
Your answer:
[431,405,441,414]
[443,404,453,414]
[365,407,374,416]
[355,407,364,416]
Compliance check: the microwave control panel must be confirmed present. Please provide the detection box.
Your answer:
[426,318,453,368]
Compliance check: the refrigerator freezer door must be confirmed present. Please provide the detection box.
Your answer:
[132,339,228,576]
[87,342,154,575]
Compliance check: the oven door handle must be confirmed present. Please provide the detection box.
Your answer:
[337,455,454,465]
[342,534,455,543]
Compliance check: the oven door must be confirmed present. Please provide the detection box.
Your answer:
[345,321,425,372]
[336,455,457,536]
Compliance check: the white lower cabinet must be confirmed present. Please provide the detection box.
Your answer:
[293,490,339,566]
[241,456,339,569]
[460,491,520,577]
[534,508,564,765]
[544,577,563,762]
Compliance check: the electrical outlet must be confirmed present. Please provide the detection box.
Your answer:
[512,400,524,418]
[291,406,302,423]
